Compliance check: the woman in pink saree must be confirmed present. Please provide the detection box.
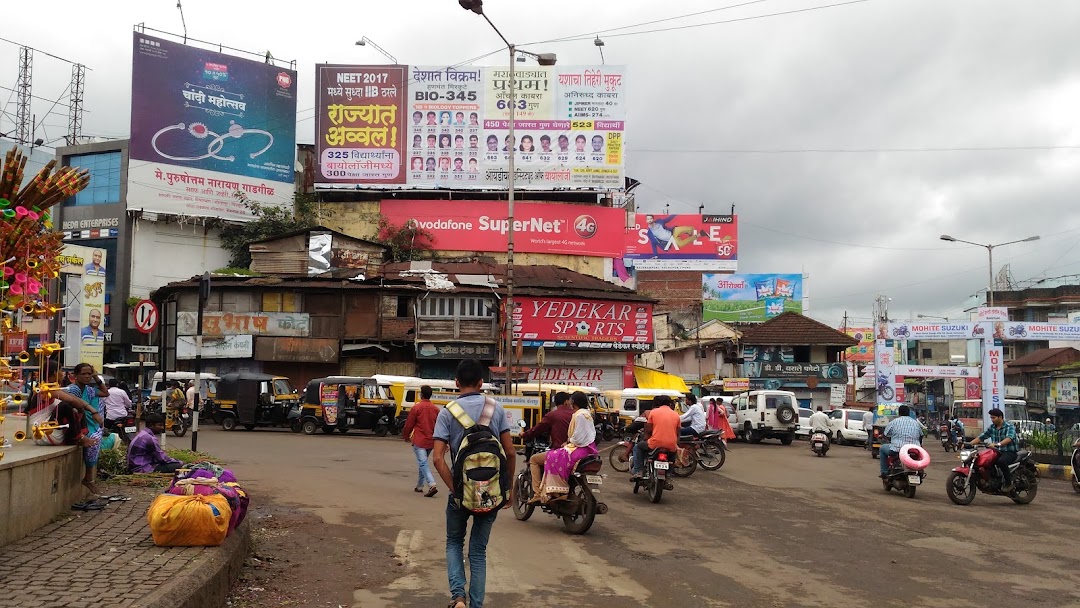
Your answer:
[539,392,597,502]
[707,398,736,444]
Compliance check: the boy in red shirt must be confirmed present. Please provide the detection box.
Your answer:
[403,385,441,497]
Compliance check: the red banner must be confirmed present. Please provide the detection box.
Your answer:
[624,213,738,271]
[3,331,27,355]
[965,377,982,400]
[513,296,653,349]
[379,200,626,257]
[316,65,407,184]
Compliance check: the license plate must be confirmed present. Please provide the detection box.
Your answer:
[124,426,137,434]
[653,461,669,470]
[908,474,921,485]
[585,475,603,485]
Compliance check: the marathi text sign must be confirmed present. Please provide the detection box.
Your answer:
[379,199,625,258]
[625,214,737,271]
[176,335,254,359]
[746,362,848,383]
[176,311,311,337]
[61,244,106,371]
[316,64,407,184]
[1053,377,1079,406]
[128,33,297,221]
[703,274,803,323]
[513,297,653,350]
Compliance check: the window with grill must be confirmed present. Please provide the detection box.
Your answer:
[418,296,494,319]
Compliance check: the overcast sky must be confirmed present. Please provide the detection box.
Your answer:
[4,0,1080,328]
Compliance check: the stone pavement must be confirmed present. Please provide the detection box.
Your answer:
[0,482,249,608]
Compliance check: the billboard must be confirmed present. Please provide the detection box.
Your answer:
[379,199,625,258]
[128,34,298,221]
[624,214,737,271]
[513,297,653,351]
[745,362,847,383]
[315,64,626,190]
[702,274,803,323]
[315,64,408,184]
[843,327,875,362]
[176,311,311,337]
[60,244,107,371]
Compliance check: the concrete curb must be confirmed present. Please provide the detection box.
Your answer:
[140,519,252,608]
[1035,463,1074,481]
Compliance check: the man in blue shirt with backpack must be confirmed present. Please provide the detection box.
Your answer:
[432,359,515,608]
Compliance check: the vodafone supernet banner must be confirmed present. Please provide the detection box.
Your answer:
[379,199,625,258]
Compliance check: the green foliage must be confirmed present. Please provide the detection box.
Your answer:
[1025,430,1068,451]
[97,441,222,480]
[213,267,261,276]
[374,214,435,262]
[125,296,141,308]
[218,192,328,269]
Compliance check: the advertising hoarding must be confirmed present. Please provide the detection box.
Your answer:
[745,362,848,383]
[896,365,979,378]
[624,214,737,271]
[379,199,626,258]
[316,64,626,190]
[128,33,298,221]
[982,344,1005,428]
[885,321,1080,342]
[177,335,254,359]
[1053,377,1079,406]
[513,297,653,351]
[176,311,311,337]
[842,327,875,362]
[702,274,803,323]
[977,307,1009,322]
[315,64,408,184]
[61,244,106,371]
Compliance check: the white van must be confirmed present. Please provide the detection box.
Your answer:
[607,388,685,422]
[733,390,799,445]
[148,372,219,407]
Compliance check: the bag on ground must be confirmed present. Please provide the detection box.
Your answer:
[147,493,231,547]
[446,399,509,514]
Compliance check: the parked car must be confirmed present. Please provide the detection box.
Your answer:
[795,407,814,439]
[1011,419,1051,441]
[828,408,868,446]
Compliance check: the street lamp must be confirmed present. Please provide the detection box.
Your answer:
[354,37,397,63]
[917,314,949,322]
[940,234,1040,307]
[460,0,556,392]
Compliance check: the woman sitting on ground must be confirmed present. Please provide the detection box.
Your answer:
[538,391,597,503]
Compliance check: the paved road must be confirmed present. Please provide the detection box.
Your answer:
[197,427,1080,608]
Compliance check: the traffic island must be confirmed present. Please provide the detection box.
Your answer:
[1035,462,1074,481]
[0,482,250,608]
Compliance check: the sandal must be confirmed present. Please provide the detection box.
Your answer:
[425,486,439,498]
[448,597,466,608]
[414,486,424,492]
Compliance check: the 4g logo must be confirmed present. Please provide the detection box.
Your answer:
[574,214,597,239]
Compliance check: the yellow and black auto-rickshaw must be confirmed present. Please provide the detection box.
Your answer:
[214,372,301,431]
[299,376,396,436]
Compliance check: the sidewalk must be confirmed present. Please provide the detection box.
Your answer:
[0,482,249,608]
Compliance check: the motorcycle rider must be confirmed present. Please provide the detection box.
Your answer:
[949,414,965,446]
[878,404,925,479]
[521,391,573,503]
[630,395,681,483]
[970,408,1019,493]
[809,406,831,439]
[678,394,707,439]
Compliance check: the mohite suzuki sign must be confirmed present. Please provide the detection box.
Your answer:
[513,296,653,351]
[379,199,625,257]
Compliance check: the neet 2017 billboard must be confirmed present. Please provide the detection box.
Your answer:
[513,297,653,352]
[623,214,737,271]
[316,64,626,190]
[702,274,803,323]
[128,33,297,221]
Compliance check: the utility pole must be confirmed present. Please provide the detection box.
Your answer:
[191,272,210,452]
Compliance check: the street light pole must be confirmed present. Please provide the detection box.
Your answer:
[939,234,1040,308]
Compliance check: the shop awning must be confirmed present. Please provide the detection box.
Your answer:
[633,366,690,393]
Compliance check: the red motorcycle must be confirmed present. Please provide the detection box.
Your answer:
[946,445,1038,505]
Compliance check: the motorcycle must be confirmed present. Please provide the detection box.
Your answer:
[633,447,676,504]
[594,418,616,443]
[165,406,191,437]
[881,445,929,498]
[512,433,607,534]
[939,424,955,452]
[106,409,139,444]
[608,431,638,473]
[810,431,830,457]
[1071,437,1080,494]
[946,445,1038,505]
[672,430,727,476]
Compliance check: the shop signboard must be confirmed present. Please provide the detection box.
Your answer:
[378,199,625,258]
[416,342,498,359]
[525,366,624,390]
[624,214,738,271]
[128,33,298,221]
[176,335,253,359]
[317,64,626,190]
[512,297,653,351]
[722,377,749,391]
[176,311,311,337]
[702,274,802,323]
[744,362,848,383]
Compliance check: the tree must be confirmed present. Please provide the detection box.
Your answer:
[375,215,435,262]
[218,192,327,269]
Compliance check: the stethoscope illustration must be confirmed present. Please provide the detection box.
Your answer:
[151,121,273,162]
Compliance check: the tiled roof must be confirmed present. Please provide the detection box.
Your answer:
[1005,347,1080,369]
[738,312,858,346]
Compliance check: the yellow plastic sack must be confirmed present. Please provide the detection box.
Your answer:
[147,493,232,547]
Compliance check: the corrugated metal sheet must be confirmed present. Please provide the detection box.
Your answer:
[344,357,377,376]
[416,319,497,341]
[251,252,308,275]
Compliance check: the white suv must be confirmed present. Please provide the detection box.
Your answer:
[828,409,869,445]
[734,390,800,445]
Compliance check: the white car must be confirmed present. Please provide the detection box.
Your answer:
[734,390,800,445]
[795,407,814,439]
[828,409,869,446]
[1011,420,1052,440]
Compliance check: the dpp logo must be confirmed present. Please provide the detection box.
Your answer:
[277,72,293,89]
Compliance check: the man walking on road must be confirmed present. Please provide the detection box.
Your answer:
[432,359,515,608]
[402,384,441,497]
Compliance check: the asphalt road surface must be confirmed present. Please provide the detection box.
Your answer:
[195,427,1080,608]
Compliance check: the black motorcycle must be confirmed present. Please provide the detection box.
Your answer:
[512,433,607,534]
[633,447,676,504]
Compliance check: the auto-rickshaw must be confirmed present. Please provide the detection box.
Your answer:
[515,383,619,439]
[391,379,499,433]
[300,376,396,436]
[214,372,301,431]
[870,403,909,458]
